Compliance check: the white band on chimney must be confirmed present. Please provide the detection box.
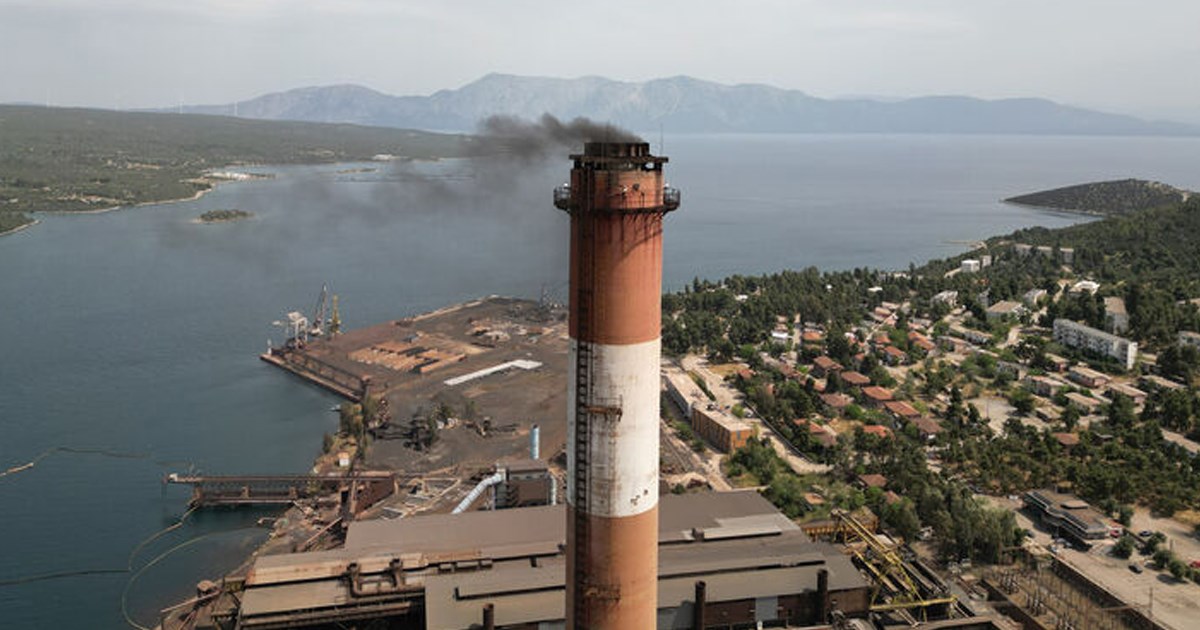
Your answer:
[566,337,661,519]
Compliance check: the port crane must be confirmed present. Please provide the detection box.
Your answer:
[271,284,341,349]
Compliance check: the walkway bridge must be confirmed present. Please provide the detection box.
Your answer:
[164,472,399,510]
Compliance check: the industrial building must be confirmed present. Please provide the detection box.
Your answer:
[663,367,753,453]
[1052,319,1137,370]
[1022,489,1118,548]
[203,492,872,629]
[690,405,753,453]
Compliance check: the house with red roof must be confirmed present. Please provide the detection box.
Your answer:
[881,345,909,365]
[840,371,871,389]
[861,386,894,408]
[884,400,920,421]
[820,393,854,414]
[812,356,843,378]
[857,473,888,489]
[911,416,943,441]
[861,424,893,440]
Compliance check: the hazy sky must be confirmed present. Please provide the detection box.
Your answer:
[3,0,1198,122]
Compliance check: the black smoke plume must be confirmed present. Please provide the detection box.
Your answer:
[478,114,643,160]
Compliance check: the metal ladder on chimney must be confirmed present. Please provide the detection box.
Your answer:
[571,170,597,630]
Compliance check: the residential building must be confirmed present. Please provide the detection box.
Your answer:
[1106,382,1148,406]
[1180,331,1200,350]
[1053,433,1080,449]
[1103,296,1129,334]
[1064,392,1105,413]
[861,386,894,407]
[1060,247,1075,264]
[1070,280,1100,295]
[1043,353,1071,372]
[939,336,971,353]
[860,425,893,440]
[931,290,958,307]
[811,355,843,378]
[1023,288,1048,307]
[795,419,839,448]
[908,331,935,354]
[1068,366,1110,389]
[960,259,981,273]
[986,300,1027,322]
[820,392,853,414]
[997,361,1027,381]
[1140,374,1185,392]
[857,473,888,489]
[1036,407,1061,423]
[1027,375,1068,397]
[884,400,921,421]
[840,371,871,389]
[1053,319,1138,370]
[881,345,908,365]
[950,325,992,346]
[911,416,943,441]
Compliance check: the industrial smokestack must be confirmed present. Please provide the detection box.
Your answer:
[531,423,541,460]
[555,141,680,629]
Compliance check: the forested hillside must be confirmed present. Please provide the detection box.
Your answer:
[0,106,471,234]
[1005,178,1189,216]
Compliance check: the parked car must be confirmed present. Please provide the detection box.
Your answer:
[1129,563,1144,574]
[1139,530,1153,537]
[1189,560,1200,569]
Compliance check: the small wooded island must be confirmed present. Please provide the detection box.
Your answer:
[1005,178,1191,217]
[197,209,253,223]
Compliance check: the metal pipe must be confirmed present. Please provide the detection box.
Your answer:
[693,580,707,630]
[817,568,829,622]
[453,470,505,514]
[531,423,540,460]
[483,603,495,630]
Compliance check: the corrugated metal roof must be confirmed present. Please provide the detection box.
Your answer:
[239,492,866,628]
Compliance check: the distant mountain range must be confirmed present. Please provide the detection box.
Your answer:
[170,74,1197,136]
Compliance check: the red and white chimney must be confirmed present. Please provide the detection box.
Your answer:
[554,141,679,629]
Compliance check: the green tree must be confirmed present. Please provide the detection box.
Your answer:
[1113,534,1135,559]
[1009,388,1035,416]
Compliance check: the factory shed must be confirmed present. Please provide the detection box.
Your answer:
[236,492,871,629]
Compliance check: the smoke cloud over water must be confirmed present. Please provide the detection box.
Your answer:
[157,114,644,304]
[478,114,644,160]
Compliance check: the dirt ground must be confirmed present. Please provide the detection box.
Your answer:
[300,297,570,477]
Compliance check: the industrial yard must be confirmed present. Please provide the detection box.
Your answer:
[265,295,569,477]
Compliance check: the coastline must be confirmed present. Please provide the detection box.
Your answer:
[1,168,274,235]
[0,218,40,238]
[1000,199,1107,218]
